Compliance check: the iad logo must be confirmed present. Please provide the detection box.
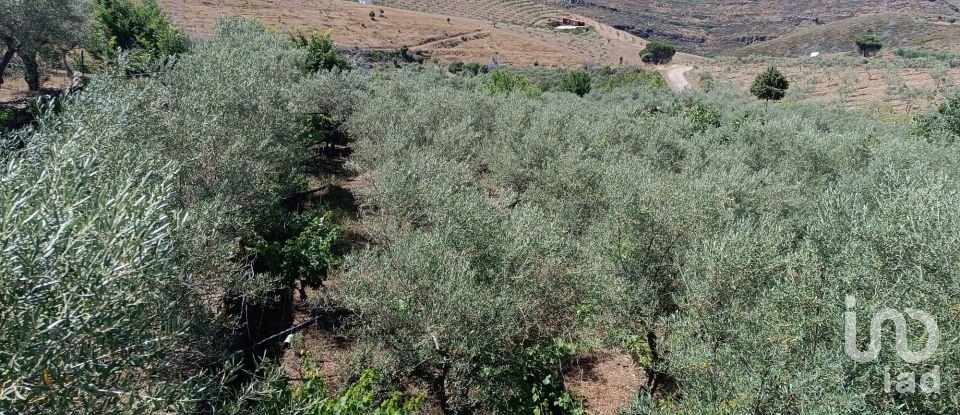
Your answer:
[844,295,941,394]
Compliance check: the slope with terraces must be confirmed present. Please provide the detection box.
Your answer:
[542,0,960,56]
[157,0,703,68]
[378,0,560,25]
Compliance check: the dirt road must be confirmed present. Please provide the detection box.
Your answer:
[666,66,693,91]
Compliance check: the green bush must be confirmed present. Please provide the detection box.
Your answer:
[596,68,665,92]
[639,41,676,65]
[465,61,489,76]
[750,66,789,101]
[94,0,188,60]
[687,102,721,133]
[558,69,591,97]
[229,361,423,415]
[911,94,960,142]
[0,109,12,132]
[448,60,465,74]
[291,30,352,73]
[487,70,540,97]
[262,211,343,300]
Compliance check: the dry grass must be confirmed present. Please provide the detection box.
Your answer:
[695,56,960,115]
[378,0,558,25]
[564,351,645,415]
[734,13,960,57]
[156,0,703,67]
[554,0,960,56]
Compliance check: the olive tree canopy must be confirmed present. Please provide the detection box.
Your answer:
[0,0,92,90]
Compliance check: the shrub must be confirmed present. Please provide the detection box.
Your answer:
[222,360,423,414]
[291,30,352,73]
[911,94,960,141]
[687,102,721,133]
[0,109,11,132]
[487,70,540,97]
[262,211,343,300]
[558,69,592,97]
[855,34,883,57]
[464,61,488,76]
[448,60,465,74]
[750,66,789,101]
[639,41,676,65]
[596,68,665,92]
[94,0,189,60]
[369,10,376,19]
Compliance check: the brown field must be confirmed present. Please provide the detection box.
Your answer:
[695,56,960,116]
[549,0,960,56]
[157,0,703,68]
[734,13,960,57]
[378,0,558,25]
[0,72,71,108]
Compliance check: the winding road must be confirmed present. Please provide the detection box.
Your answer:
[666,66,693,91]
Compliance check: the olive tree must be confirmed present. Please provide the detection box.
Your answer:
[0,0,92,90]
[0,17,326,413]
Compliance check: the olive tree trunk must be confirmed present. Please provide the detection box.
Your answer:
[0,47,14,87]
[19,49,40,91]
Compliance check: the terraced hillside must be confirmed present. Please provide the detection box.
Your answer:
[733,13,960,57]
[545,0,960,55]
[157,0,574,65]
[156,0,703,68]
[377,0,562,25]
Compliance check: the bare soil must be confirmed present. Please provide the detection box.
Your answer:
[564,351,646,415]
[157,0,702,68]
[696,56,960,115]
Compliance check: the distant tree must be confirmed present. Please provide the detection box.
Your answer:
[0,0,91,91]
[750,66,789,101]
[448,60,465,74]
[369,10,376,19]
[93,0,188,60]
[559,69,591,97]
[291,31,352,73]
[855,34,883,57]
[639,41,676,65]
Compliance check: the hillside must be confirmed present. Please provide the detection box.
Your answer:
[545,0,960,55]
[733,13,960,57]
[156,0,703,67]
